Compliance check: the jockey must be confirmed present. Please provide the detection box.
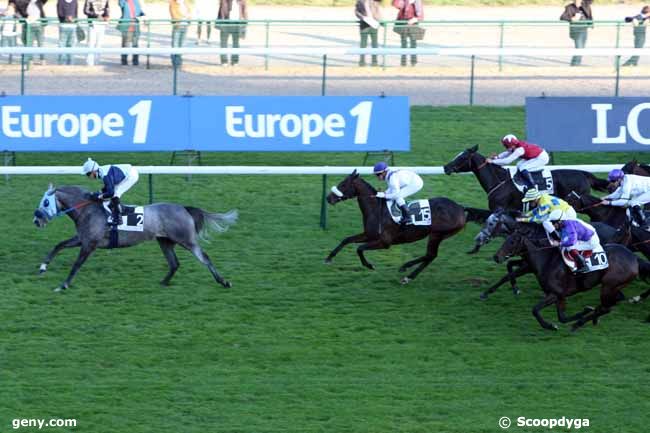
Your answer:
[82,158,139,225]
[487,134,550,191]
[518,189,577,240]
[373,162,424,225]
[602,168,650,230]
[551,218,600,274]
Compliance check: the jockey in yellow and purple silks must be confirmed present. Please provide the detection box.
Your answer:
[517,189,577,240]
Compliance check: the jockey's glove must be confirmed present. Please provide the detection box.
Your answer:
[90,192,103,201]
[376,192,386,198]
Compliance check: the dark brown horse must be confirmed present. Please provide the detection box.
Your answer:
[443,145,610,211]
[622,160,650,177]
[494,223,650,331]
[325,171,467,284]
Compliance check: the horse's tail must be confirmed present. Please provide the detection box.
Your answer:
[464,207,492,224]
[638,258,650,282]
[185,206,238,241]
[587,172,611,192]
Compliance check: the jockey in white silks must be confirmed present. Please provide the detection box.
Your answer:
[373,162,424,224]
[602,168,650,230]
[82,158,139,225]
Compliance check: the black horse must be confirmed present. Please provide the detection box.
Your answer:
[622,160,650,177]
[473,211,616,300]
[494,223,650,331]
[325,170,467,284]
[443,145,610,211]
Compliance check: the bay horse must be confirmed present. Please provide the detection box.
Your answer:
[33,185,238,292]
[325,170,467,284]
[622,160,650,177]
[443,145,610,211]
[494,222,650,331]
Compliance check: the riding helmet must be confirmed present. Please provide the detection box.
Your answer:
[608,168,624,182]
[373,162,389,174]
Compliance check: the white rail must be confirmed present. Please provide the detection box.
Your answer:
[0,165,621,175]
[0,47,649,56]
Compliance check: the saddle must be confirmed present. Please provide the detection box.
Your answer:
[512,169,553,194]
[387,199,431,226]
[101,204,145,232]
[561,247,608,274]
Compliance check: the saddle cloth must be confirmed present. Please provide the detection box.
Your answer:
[561,245,609,273]
[387,199,431,226]
[104,205,145,232]
[512,168,554,194]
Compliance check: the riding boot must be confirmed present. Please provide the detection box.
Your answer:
[520,169,536,191]
[132,55,139,66]
[571,250,588,273]
[121,54,128,66]
[399,204,410,225]
[632,205,648,230]
[109,197,122,225]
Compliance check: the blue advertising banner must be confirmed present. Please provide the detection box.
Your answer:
[0,96,409,152]
[526,97,650,152]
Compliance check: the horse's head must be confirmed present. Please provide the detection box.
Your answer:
[470,209,518,254]
[565,190,583,210]
[493,231,527,264]
[327,170,362,205]
[33,184,59,228]
[621,159,638,175]
[443,145,479,175]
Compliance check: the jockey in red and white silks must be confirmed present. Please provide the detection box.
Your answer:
[487,134,550,191]
[373,162,423,224]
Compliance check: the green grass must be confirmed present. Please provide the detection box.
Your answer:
[2,106,649,433]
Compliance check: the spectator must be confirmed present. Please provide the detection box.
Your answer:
[169,0,191,67]
[216,0,247,66]
[9,0,47,65]
[57,0,78,65]
[1,5,19,64]
[623,6,649,67]
[560,0,593,66]
[194,0,217,45]
[117,0,144,66]
[392,0,423,67]
[355,0,382,67]
[83,0,109,66]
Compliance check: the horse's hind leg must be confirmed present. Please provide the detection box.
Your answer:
[556,297,594,323]
[39,235,81,274]
[402,236,441,284]
[325,232,368,264]
[157,237,180,286]
[398,256,427,273]
[183,243,231,288]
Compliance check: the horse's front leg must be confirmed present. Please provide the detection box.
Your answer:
[357,240,389,270]
[532,293,560,331]
[325,232,368,264]
[556,297,595,323]
[55,243,98,292]
[39,235,81,274]
[480,260,527,300]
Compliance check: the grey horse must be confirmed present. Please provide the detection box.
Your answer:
[33,184,238,292]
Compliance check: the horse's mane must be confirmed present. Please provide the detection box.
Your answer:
[352,175,377,194]
[55,185,91,195]
[472,150,510,180]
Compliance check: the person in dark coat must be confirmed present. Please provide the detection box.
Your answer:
[117,0,145,66]
[392,0,424,67]
[560,0,593,66]
[9,0,47,65]
[216,0,247,65]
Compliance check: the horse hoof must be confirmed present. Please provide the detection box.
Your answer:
[160,280,170,287]
[512,287,521,296]
[324,258,332,265]
[630,296,642,304]
[223,281,232,288]
[400,277,411,285]
[39,263,47,274]
[53,283,68,293]
[365,264,375,271]
[480,292,488,301]
[398,266,407,273]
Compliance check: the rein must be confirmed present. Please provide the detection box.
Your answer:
[575,201,603,212]
[56,200,94,218]
[469,154,507,197]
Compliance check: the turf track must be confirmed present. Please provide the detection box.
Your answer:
[1,106,649,433]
